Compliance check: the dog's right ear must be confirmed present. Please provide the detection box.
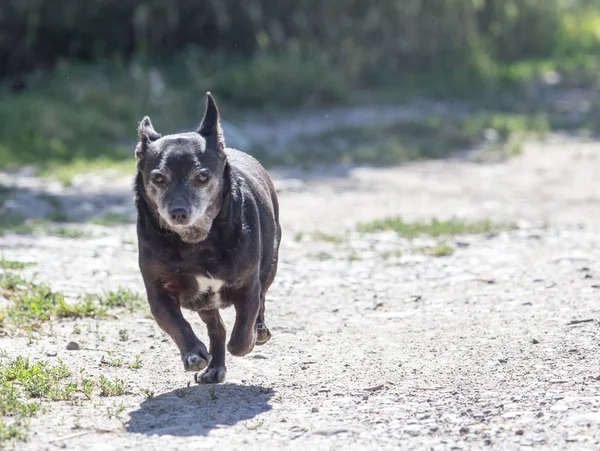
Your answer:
[135,116,161,159]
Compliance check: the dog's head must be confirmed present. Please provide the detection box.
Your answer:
[135,92,227,243]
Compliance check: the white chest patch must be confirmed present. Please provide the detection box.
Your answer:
[195,275,225,310]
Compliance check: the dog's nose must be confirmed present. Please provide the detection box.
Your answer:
[169,207,190,223]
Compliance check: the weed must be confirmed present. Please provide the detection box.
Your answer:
[311,231,345,243]
[209,387,217,400]
[128,355,143,370]
[312,252,333,261]
[98,374,127,397]
[427,241,455,257]
[245,419,265,430]
[100,353,124,368]
[95,324,106,342]
[106,402,126,419]
[348,250,362,261]
[118,329,129,342]
[380,250,403,260]
[79,370,94,400]
[140,388,154,399]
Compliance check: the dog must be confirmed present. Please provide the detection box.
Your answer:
[134,92,281,383]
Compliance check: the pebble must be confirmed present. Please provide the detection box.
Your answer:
[66,341,80,350]
[46,351,58,357]
[403,424,421,436]
[568,412,600,425]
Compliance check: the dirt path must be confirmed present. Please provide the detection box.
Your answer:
[1,138,600,450]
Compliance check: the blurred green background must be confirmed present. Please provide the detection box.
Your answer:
[0,0,599,173]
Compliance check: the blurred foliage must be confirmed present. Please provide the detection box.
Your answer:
[1,0,598,87]
[0,0,599,169]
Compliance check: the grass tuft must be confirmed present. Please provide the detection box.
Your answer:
[357,217,514,237]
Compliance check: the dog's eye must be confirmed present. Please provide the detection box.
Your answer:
[196,171,210,184]
[152,174,165,185]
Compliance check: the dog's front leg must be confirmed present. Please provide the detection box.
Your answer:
[196,309,227,383]
[227,283,260,357]
[146,285,211,372]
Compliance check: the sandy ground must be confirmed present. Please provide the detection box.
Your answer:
[1,138,600,450]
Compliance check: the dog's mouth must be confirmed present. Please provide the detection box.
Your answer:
[158,212,213,243]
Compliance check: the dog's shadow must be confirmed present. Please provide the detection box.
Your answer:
[127,382,273,436]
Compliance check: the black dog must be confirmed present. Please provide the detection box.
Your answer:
[134,93,281,383]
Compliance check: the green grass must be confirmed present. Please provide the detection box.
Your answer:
[38,159,135,187]
[258,112,551,169]
[357,217,514,237]
[98,375,127,397]
[0,257,34,271]
[0,218,92,238]
[380,250,403,260]
[311,231,345,243]
[425,242,455,257]
[128,355,143,370]
[0,355,130,446]
[0,356,75,445]
[348,250,362,261]
[1,52,599,174]
[0,269,144,327]
[100,288,144,312]
[90,213,132,226]
[47,226,92,239]
[100,354,124,368]
[312,251,333,261]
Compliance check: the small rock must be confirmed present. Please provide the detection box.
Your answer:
[66,341,80,350]
[311,407,319,413]
[251,354,268,359]
[46,351,58,357]
[531,339,539,344]
[498,358,508,364]
[515,430,524,436]
[535,411,544,418]
[404,424,421,436]
[459,426,469,435]
[568,412,600,425]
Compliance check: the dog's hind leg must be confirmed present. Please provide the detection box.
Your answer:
[196,309,227,384]
[227,283,260,357]
[255,293,271,346]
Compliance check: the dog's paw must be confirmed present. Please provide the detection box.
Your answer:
[183,345,211,372]
[195,366,227,384]
[255,323,271,346]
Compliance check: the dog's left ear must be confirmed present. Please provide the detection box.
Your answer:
[136,116,162,160]
[198,92,225,151]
